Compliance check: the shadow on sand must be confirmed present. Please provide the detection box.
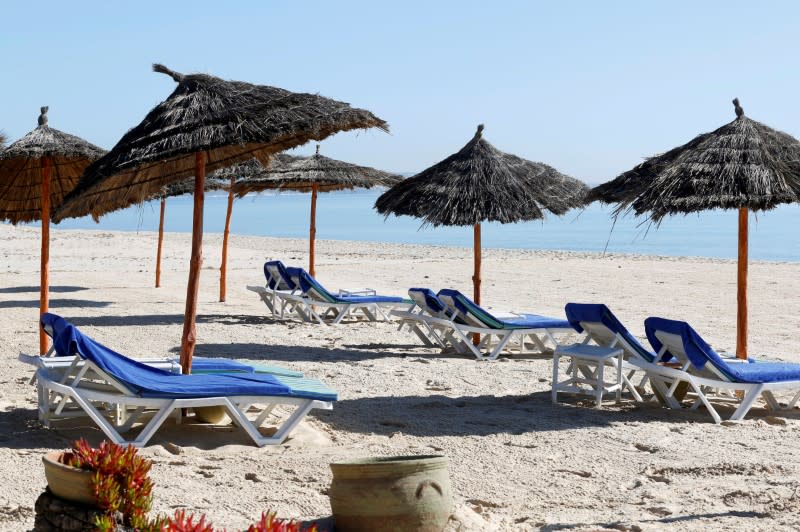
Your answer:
[64,313,280,327]
[0,299,111,309]
[178,342,457,363]
[312,391,710,437]
[0,286,88,294]
[0,407,302,451]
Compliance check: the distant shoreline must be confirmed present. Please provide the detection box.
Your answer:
[4,222,797,266]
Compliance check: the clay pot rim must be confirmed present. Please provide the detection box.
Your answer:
[42,451,93,474]
[330,455,449,477]
[331,455,446,466]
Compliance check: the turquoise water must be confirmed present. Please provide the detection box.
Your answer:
[38,190,800,262]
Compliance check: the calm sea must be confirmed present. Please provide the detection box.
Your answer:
[36,190,800,262]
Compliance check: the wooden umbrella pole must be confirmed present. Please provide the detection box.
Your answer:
[179,152,206,374]
[155,198,166,288]
[219,176,235,302]
[39,157,52,355]
[736,207,748,359]
[472,222,482,345]
[309,182,318,277]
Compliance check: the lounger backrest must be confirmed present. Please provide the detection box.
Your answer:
[296,269,340,303]
[285,267,303,289]
[45,313,290,398]
[40,313,74,355]
[565,303,656,364]
[644,317,738,382]
[437,289,503,329]
[264,261,295,291]
[408,288,449,317]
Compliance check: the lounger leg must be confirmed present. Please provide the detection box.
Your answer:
[131,400,180,446]
[762,390,780,412]
[787,390,800,409]
[412,323,436,346]
[650,376,681,409]
[687,379,722,423]
[528,334,548,353]
[488,333,515,361]
[269,401,317,443]
[67,392,128,445]
[362,307,378,322]
[331,307,348,324]
[618,370,643,402]
[551,352,561,404]
[596,362,605,407]
[730,384,764,421]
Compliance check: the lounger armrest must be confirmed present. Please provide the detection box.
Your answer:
[337,288,377,296]
[18,353,43,367]
[720,357,749,364]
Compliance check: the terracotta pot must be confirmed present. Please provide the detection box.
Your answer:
[329,455,452,532]
[42,451,96,506]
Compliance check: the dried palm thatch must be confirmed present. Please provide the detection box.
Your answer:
[588,98,800,361]
[0,107,105,224]
[0,107,104,355]
[210,154,296,188]
[51,64,388,373]
[588,99,800,222]
[376,124,587,309]
[375,125,588,227]
[229,145,402,276]
[0,131,6,148]
[232,145,403,196]
[54,64,389,221]
[156,174,231,199]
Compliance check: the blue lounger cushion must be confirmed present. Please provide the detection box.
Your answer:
[644,317,797,384]
[41,313,301,377]
[264,260,297,291]
[437,289,569,330]
[408,288,449,315]
[296,269,408,304]
[565,303,663,364]
[42,313,333,400]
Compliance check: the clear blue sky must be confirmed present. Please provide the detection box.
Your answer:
[1,1,798,184]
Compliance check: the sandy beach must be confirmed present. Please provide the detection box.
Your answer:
[2,223,800,531]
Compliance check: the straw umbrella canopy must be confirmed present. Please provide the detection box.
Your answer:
[152,174,230,289]
[231,145,403,277]
[375,124,588,306]
[55,64,388,373]
[0,107,105,354]
[587,98,800,359]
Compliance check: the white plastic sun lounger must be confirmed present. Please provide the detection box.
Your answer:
[246,260,304,318]
[21,312,302,382]
[645,317,800,423]
[276,268,413,325]
[436,289,574,361]
[391,288,468,349]
[561,303,685,407]
[34,313,336,447]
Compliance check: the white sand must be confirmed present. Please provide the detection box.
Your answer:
[2,223,800,531]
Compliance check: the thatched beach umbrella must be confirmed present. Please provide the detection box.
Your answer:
[232,145,402,277]
[152,174,229,289]
[375,124,588,306]
[55,64,388,373]
[588,99,800,359]
[0,107,105,354]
